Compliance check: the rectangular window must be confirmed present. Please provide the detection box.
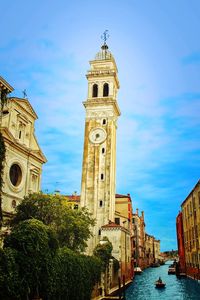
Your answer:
[102,147,105,154]
[99,200,103,207]
[100,173,104,180]
[115,218,120,225]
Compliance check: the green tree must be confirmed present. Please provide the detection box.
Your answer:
[93,236,113,270]
[47,247,101,300]
[4,219,58,299]
[1,204,101,299]
[0,247,22,300]
[11,193,95,252]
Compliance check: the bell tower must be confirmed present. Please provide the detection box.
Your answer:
[80,35,121,254]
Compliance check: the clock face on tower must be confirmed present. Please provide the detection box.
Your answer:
[89,127,107,144]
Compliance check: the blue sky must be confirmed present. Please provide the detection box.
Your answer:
[1,0,200,251]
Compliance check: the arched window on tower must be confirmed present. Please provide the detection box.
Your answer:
[103,83,109,97]
[92,84,98,97]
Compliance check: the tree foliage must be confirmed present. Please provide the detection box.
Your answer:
[46,247,101,300]
[93,236,113,270]
[3,219,58,299]
[0,247,21,300]
[0,218,101,300]
[0,193,102,299]
[11,193,95,252]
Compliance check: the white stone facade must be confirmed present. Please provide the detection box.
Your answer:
[1,90,46,214]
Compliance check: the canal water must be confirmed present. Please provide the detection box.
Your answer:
[125,261,200,300]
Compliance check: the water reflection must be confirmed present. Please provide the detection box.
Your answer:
[125,261,200,300]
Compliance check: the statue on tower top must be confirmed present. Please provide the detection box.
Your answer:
[101,30,109,50]
[95,30,113,61]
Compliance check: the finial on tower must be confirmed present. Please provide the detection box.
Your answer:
[101,30,109,50]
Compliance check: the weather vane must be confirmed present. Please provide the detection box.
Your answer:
[101,30,109,45]
[22,89,27,99]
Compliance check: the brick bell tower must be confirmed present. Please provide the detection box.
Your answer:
[80,33,121,254]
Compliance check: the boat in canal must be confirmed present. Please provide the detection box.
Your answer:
[155,277,166,288]
[168,262,176,274]
[134,267,143,274]
[155,281,166,288]
[151,262,160,268]
[168,266,176,274]
[126,261,200,299]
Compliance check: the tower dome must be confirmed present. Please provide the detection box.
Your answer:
[94,44,114,61]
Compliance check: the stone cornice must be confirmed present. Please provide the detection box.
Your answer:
[89,55,118,72]
[86,71,120,89]
[101,225,130,234]
[83,98,121,116]
[0,76,14,93]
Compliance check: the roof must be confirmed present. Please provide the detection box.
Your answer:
[115,193,131,199]
[64,195,80,201]
[64,194,131,201]
[94,44,114,61]
[101,221,130,233]
[101,222,122,229]
[10,97,38,119]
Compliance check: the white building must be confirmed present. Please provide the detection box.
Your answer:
[0,76,46,217]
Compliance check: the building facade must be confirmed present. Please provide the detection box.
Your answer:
[0,76,46,219]
[180,180,200,278]
[154,239,161,262]
[114,193,133,279]
[132,209,146,269]
[145,233,155,267]
[176,211,186,274]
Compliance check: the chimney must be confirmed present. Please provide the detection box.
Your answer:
[136,208,139,215]
[141,211,144,218]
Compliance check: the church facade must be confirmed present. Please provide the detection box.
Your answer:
[0,76,46,218]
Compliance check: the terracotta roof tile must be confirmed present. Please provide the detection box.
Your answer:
[101,222,121,228]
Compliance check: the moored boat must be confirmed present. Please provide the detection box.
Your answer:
[168,264,176,274]
[134,267,143,274]
[151,262,160,268]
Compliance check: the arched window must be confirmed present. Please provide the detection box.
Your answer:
[102,119,106,125]
[102,147,105,154]
[92,84,98,97]
[103,83,109,97]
